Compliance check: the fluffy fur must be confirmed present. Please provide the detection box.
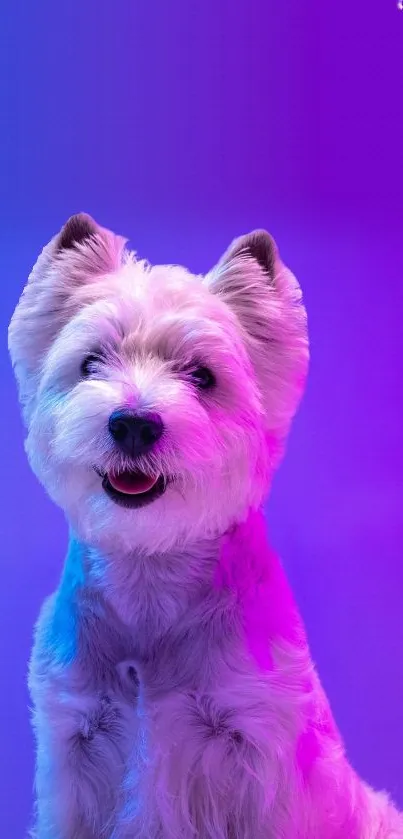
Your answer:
[9,214,402,838]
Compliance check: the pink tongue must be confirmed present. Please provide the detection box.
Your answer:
[108,470,158,495]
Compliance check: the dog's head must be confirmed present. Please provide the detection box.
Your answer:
[9,214,308,554]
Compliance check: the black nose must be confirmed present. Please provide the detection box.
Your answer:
[108,411,164,456]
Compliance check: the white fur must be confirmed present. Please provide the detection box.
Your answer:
[9,216,402,838]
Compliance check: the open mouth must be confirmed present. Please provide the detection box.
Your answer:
[98,468,167,509]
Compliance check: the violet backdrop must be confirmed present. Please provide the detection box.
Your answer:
[1,2,402,834]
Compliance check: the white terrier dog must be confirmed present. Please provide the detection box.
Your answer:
[9,214,403,838]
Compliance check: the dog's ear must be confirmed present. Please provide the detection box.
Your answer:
[206,231,279,348]
[8,214,127,421]
[206,230,309,453]
[52,213,127,277]
[218,229,278,284]
[56,212,98,252]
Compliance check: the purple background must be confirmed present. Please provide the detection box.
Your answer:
[1,2,402,834]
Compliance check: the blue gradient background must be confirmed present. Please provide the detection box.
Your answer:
[1,2,402,834]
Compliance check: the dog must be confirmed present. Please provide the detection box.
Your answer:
[9,214,403,838]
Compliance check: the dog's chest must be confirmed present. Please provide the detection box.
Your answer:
[93,546,219,658]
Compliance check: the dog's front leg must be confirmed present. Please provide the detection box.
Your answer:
[113,677,284,839]
[29,683,136,839]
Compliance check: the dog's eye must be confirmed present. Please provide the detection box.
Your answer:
[189,366,216,390]
[80,353,103,379]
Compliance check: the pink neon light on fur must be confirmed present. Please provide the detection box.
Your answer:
[215,509,340,782]
[215,508,307,669]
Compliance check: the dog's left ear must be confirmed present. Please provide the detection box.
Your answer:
[218,229,278,283]
[206,230,309,452]
[206,231,279,346]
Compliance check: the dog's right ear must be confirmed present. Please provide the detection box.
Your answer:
[8,214,127,421]
[55,212,99,252]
